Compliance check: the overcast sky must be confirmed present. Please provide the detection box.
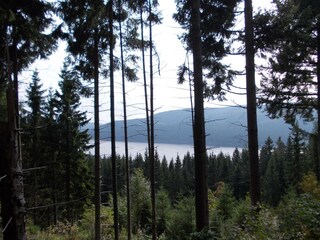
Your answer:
[21,0,272,123]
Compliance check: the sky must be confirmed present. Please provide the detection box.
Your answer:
[20,0,272,124]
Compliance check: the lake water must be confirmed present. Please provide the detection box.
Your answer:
[90,141,237,160]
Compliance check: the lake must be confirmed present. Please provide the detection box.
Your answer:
[90,141,238,160]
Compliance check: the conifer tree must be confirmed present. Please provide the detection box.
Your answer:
[255,0,320,180]
[285,123,308,191]
[260,137,274,179]
[54,62,93,222]
[22,70,46,225]
[232,148,242,200]
[57,1,111,238]
[263,139,286,206]
[0,2,60,237]
[174,0,242,229]
[244,0,261,206]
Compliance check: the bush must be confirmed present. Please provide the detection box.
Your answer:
[79,205,115,239]
[217,197,281,239]
[277,192,320,239]
[165,196,195,240]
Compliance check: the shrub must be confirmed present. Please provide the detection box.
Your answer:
[165,196,195,240]
[277,192,320,239]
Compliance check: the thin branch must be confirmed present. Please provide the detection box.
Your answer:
[0,175,7,182]
[22,166,47,173]
[26,195,89,211]
[2,217,12,233]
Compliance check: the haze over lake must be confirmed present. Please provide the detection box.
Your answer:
[91,141,238,160]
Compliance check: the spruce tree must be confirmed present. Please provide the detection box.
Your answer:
[22,70,46,225]
[244,0,261,206]
[263,138,286,206]
[232,148,242,200]
[0,2,60,237]
[54,62,93,222]
[57,1,110,237]
[255,0,320,180]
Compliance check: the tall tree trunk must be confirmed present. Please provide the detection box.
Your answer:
[244,0,261,207]
[31,125,39,224]
[93,30,101,240]
[1,28,26,240]
[66,117,71,222]
[316,19,320,181]
[118,1,131,238]
[191,0,209,231]
[109,2,119,239]
[52,152,57,225]
[187,52,195,131]
[2,83,27,240]
[0,123,11,239]
[148,1,157,239]
[140,5,151,157]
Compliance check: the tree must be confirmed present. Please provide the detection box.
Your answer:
[130,169,151,234]
[54,62,93,222]
[174,0,242,101]
[126,1,161,238]
[0,82,26,240]
[260,137,274,179]
[285,123,308,191]
[191,0,208,231]
[231,148,242,200]
[21,70,46,225]
[239,148,251,199]
[244,0,261,206]
[174,0,242,230]
[263,138,286,206]
[155,189,171,236]
[107,1,120,239]
[117,0,131,237]
[263,152,281,206]
[255,0,320,180]
[42,89,60,225]
[57,1,111,238]
[148,1,157,237]
[0,1,60,238]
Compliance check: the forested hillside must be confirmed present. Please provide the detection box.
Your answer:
[1,0,320,240]
[92,107,313,146]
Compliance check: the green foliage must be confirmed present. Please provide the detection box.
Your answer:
[211,183,236,221]
[0,0,61,89]
[299,172,320,198]
[190,230,216,240]
[256,0,320,122]
[165,196,195,240]
[217,199,280,240]
[20,64,93,227]
[156,189,171,236]
[174,0,242,101]
[130,168,152,233]
[277,192,320,239]
[79,205,115,239]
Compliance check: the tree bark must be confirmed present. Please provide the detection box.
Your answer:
[316,19,320,181]
[0,122,12,240]
[93,29,101,240]
[140,5,151,157]
[0,84,27,240]
[118,0,131,238]
[148,1,157,239]
[109,1,119,239]
[244,0,261,206]
[191,0,209,231]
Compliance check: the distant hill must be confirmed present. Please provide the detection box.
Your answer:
[86,107,313,147]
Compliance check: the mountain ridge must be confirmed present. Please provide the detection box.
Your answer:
[86,107,313,147]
